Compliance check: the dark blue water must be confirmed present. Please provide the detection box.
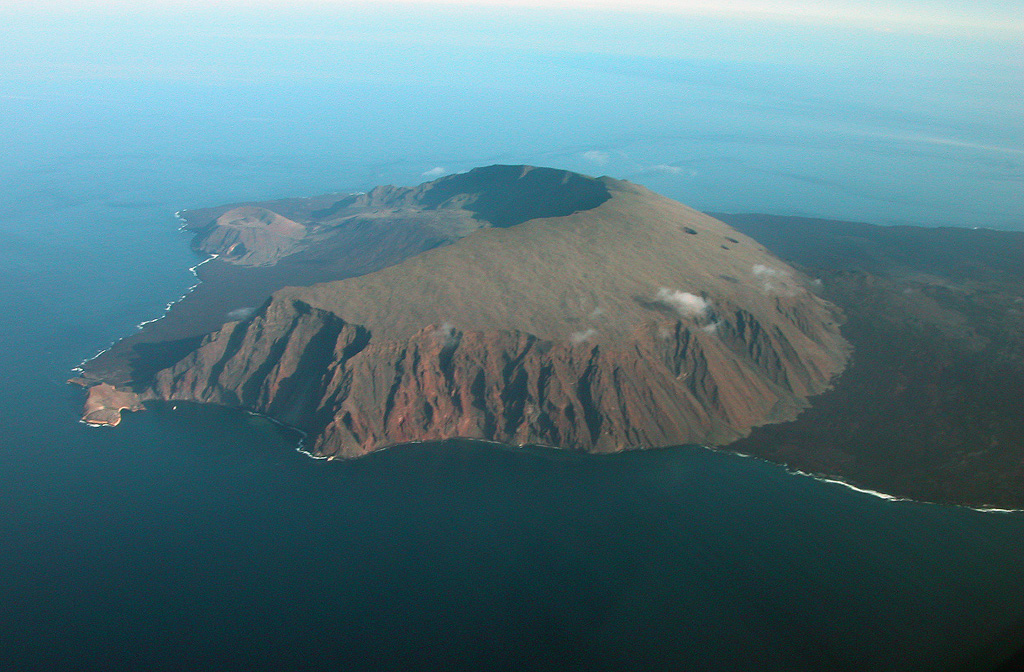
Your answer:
[6,399,1024,671]
[3,192,1024,671]
[3,6,1024,669]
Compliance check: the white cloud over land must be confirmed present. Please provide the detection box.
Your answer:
[654,287,710,318]
[570,328,598,344]
[226,307,256,321]
[752,264,802,296]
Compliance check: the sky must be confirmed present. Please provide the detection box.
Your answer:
[1,0,1020,227]
[7,0,1024,34]
[3,0,1021,83]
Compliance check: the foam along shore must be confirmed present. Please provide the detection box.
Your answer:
[796,468,1024,514]
[133,253,220,329]
[71,251,221,378]
[240,409,329,461]
[718,445,1024,514]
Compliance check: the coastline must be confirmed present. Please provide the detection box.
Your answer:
[225,401,1024,515]
[715,445,1024,515]
[72,211,217,376]
[71,205,1024,514]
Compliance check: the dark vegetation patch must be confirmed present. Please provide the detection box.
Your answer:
[718,212,1024,508]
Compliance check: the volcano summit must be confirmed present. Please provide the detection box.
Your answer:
[74,166,849,458]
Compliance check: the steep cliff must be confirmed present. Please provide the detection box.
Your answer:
[142,294,843,457]
[79,166,849,457]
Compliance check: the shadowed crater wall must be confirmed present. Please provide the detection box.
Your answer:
[420,165,611,228]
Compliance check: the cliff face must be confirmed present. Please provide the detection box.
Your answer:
[144,294,843,458]
[79,165,849,457]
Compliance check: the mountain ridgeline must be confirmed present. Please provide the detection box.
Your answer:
[75,166,849,458]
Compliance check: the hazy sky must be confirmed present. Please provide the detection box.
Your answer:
[2,0,1020,227]
[3,0,1020,80]
[9,0,1024,33]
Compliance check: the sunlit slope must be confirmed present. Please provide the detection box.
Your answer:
[137,167,848,456]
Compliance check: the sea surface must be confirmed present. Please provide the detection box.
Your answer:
[2,5,1024,670]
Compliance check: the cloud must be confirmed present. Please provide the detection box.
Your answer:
[422,166,447,179]
[863,131,1024,157]
[570,328,598,344]
[638,164,698,178]
[582,150,610,166]
[752,264,784,278]
[29,2,1024,38]
[752,264,798,295]
[589,307,604,320]
[432,322,459,346]
[700,321,720,334]
[226,307,255,321]
[352,2,1023,36]
[654,287,710,318]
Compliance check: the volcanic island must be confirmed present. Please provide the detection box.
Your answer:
[72,165,1024,508]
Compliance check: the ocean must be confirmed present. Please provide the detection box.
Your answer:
[2,4,1024,670]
